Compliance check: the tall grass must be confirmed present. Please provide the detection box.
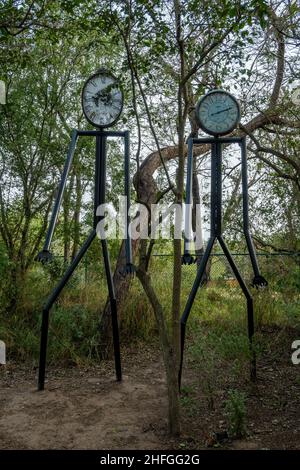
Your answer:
[0,253,298,365]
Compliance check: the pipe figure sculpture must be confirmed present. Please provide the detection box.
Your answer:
[36,69,134,390]
[180,89,267,387]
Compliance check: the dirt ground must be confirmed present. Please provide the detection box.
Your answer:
[0,332,300,450]
[0,346,170,450]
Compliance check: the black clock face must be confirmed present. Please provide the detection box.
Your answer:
[196,90,240,136]
[81,70,123,128]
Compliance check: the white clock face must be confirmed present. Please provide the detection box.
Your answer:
[196,90,240,136]
[82,71,123,128]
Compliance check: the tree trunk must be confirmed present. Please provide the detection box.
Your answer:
[165,351,181,436]
[136,265,180,435]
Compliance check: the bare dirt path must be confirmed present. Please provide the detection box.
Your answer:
[0,329,300,451]
[0,346,170,450]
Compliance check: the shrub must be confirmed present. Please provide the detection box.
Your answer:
[224,389,247,438]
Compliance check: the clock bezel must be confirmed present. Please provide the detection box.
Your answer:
[81,69,124,129]
[195,89,240,137]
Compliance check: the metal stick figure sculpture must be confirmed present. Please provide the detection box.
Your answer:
[180,89,267,387]
[36,69,134,391]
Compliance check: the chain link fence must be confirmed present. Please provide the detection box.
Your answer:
[203,252,299,287]
[49,250,300,289]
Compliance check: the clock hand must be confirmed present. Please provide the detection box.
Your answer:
[94,89,112,107]
[211,107,232,116]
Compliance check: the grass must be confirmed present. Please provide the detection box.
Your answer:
[0,253,298,368]
[1,250,298,449]
[225,389,247,438]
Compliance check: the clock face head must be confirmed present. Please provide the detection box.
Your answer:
[81,70,123,128]
[196,90,240,136]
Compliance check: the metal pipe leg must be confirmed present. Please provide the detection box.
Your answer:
[183,137,194,264]
[124,130,133,267]
[38,309,49,390]
[101,239,122,381]
[179,237,216,389]
[217,236,256,381]
[240,138,267,287]
[247,297,256,381]
[178,323,186,390]
[37,230,96,391]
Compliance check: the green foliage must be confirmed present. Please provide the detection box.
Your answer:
[180,386,198,417]
[121,278,156,340]
[224,389,247,438]
[188,330,218,410]
[47,304,102,364]
[0,251,298,369]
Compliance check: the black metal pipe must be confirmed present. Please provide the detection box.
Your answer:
[78,130,126,138]
[211,137,222,237]
[181,237,215,325]
[38,308,49,390]
[216,139,222,236]
[210,143,215,237]
[101,239,122,381]
[44,231,96,311]
[179,135,259,390]
[43,129,78,251]
[217,235,256,380]
[240,137,260,277]
[124,130,132,265]
[95,132,122,382]
[217,236,252,300]
[38,229,96,390]
[192,136,243,145]
[247,298,256,381]
[38,127,125,390]
[94,134,107,228]
[184,138,194,256]
[94,135,101,229]
[179,237,215,388]
[178,322,186,390]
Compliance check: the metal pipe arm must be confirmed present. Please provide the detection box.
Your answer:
[123,131,135,275]
[182,137,195,265]
[240,137,267,287]
[35,129,78,263]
